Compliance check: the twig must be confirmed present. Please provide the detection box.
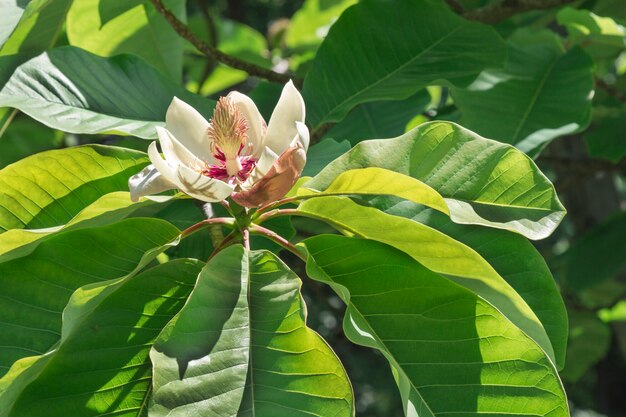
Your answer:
[463,0,575,24]
[150,0,295,84]
[445,0,465,15]
[596,79,626,105]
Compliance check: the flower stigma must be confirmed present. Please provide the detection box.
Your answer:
[203,97,257,185]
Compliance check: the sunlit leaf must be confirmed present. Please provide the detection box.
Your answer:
[303,235,568,417]
[0,145,149,232]
[306,121,565,239]
[0,47,214,138]
[150,245,353,416]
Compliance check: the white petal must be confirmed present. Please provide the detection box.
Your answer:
[165,97,212,160]
[176,164,234,203]
[156,126,210,168]
[128,165,176,202]
[241,146,279,190]
[227,91,267,152]
[148,141,183,188]
[292,121,310,152]
[263,80,306,156]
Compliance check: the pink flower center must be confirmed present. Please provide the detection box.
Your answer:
[201,144,257,184]
[200,96,258,185]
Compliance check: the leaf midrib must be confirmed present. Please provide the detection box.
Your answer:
[315,22,467,126]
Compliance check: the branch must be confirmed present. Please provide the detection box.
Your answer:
[463,0,575,24]
[596,79,626,105]
[150,0,295,84]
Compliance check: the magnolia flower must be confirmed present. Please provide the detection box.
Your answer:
[129,81,309,207]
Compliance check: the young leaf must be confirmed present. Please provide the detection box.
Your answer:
[306,121,566,239]
[0,259,202,417]
[303,235,568,417]
[0,145,149,232]
[0,47,215,138]
[150,245,354,416]
[303,0,506,127]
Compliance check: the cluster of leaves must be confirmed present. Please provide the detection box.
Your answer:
[0,0,625,416]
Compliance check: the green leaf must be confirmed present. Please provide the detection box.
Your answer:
[0,0,29,48]
[0,191,169,262]
[0,116,62,169]
[302,137,351,177]
[150,245,353,416]
[584,115,626,163]
[67,0,186,79]
[0,47,215,138]
[555,211,626,291]
[306,121,565,240]
[452,33,594,156]
[296,196,557,365]
[0,0,72,56]
[302,235,568,417]
[299,167,450,215]
[326,90,431,144]
[0,258,202,417]
[303,0,506,127]
[557,7,626,57]
[0,217,180,380]
[375,200,568,369]
[0,145,149,232]
[285,0,357,52]
[560,311,611,383]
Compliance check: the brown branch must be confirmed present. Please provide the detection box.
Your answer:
[150,0,295,84]
[596,79,626,105]
[463,0,575,24]
[445,0,465,15]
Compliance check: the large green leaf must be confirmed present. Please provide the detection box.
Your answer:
[302,138,351,177]
[150,245,353,416]
[0,116,62,168]
[0,47,215,138]
[0,0,72,55]
[0,217,180,379]
[0,145,149,232]
[298,167,449,214]
[554,211,626,291]
[306,121,565,240]
[584,115,626,163]
[560,311,611,383]
[0,258,202,417]
[302,0,506,127]
[557,6,626,58]
[326,90,431,144]
[67,0,186,79]
[374,200,568,369]
[0,191,169,262]
[295,196,557,365]
[0,0,29,48]
[452,33,594,156]
[303,235,568,417]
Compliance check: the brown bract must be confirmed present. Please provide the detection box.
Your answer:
[231,146,306,207]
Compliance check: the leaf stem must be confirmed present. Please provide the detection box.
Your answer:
[149,0,297,84]
[180,217,236,238]
[249,224,306,261]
